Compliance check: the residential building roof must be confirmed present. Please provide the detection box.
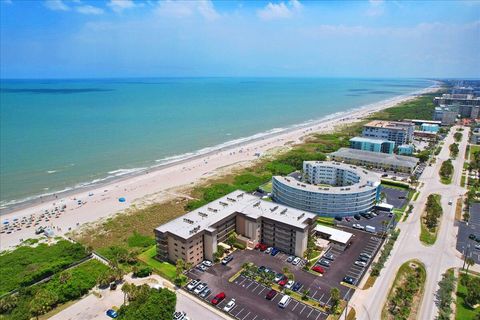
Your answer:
[329,148,419,168]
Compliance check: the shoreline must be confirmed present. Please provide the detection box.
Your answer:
[0,85,440,250]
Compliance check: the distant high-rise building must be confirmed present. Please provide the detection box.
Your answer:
[361,120,414,146]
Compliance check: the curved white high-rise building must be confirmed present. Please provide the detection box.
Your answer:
[272,161,381,217]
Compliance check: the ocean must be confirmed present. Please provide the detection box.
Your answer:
[0,78,432,209]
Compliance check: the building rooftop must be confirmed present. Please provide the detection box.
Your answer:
[314,225,352,245]
[330,148,419,168]
[349,136,390,144]
[364,120,413,130]
[405,119,442,125]
[155,190,316,240]
[274,161,380,194]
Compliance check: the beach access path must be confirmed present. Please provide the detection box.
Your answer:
[0,87,438,251]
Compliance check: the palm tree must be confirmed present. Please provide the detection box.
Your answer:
[121,283,132,305]
[465,257,475,276]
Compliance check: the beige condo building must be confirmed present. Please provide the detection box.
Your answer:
[154,190,317,265]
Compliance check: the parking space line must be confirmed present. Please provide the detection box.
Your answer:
[234,307,244,318]
[299,304,306,314]
[250,283,260,292]
[242,311,251,320]
[246,281,256,289]
[307,308,314,318]
[291,300,299,311]
[228,306,237,314]
[315,311,321,320]
[251,316,257,320]
[238,277,247,285]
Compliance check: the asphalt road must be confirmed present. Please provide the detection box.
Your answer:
[350,126,480,320]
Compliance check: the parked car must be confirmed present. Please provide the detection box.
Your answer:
[345,217,352,222]
[109,282,117,290]
[469,234,477,240]
[211,292,226,305]
[334,216,342,221]
[265,247,273,254]
[292,257,301,265]
[343,276,356,285]
[354,260,367,267]
[196,264,207,271]
[255,243,268,251]
[323,253,335,261]
[292,282,302,292]
[365,225,376,233]
[200,287,211,298]
[318,259,331,267]
[194,283,207,295]
[358,256,369,263]
[360,252,372,259]
[271,248,280,256]
[287,256,295,263]
[258,266,266,273]
[285,280,295,289]
[223,298,236,312]
[106,309,118,319]
[354,214,361,220]
[173,311,186,320]
[266,289,277,300]
[312,266,325,274]
[352,223,364,230]
[274,273,284,282]
[187,279,201,291]
[202,260,213,267]
[475,244,480,250]
[221,255,233,265]
[278,295,291,308]
[278,278,288,286]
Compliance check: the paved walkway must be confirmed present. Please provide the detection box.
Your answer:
[349,126,480,320]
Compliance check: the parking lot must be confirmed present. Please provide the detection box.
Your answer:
[456,203,480,264]
[380,186,409,209]
[337,210,395,233]
[184,227,384,320]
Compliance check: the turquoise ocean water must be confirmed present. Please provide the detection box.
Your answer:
[0,78,432,208]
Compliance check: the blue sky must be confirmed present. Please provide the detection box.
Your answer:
[1,0,479,78]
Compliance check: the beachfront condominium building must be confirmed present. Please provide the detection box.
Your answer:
[154,190,317,265]
[271,161,381,217]
[420,123,440,133]
[433,107,458,125]
[349,136,395,154]
[362,120,414,147]
[329,147,419,173]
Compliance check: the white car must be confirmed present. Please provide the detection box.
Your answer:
[354,261,367,267]
[223,298,236,312]
[265,247,273,254]
[202,260,213,267]
[194,283,207,295]
[475,244,480,250]
[186,279,200,291]
[285,280,295,289]
[353,224,364,230]
[292,257,301,265]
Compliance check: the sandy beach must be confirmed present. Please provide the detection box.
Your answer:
[0,86,439,250]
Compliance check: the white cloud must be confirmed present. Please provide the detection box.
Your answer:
[257,0,302,21]
[44,0,70,11]
[155,0,219,21]
[107,0,136,13]
[76,5,104,15]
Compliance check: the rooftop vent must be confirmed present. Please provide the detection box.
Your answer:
[227,197,236,202]
[219,201,228,206]
[198,212,208,218]
[253,201,261,207]
[280,208,288,215]
[270,206,279,212]
[183,218,194,224]
[297,213,305,220]
[237,193,244,198]
[207,207,218,213]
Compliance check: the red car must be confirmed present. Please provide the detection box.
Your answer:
[265,289,277,300]
[255,243,268,251]
[312,266,325,274]
[278,278,288,286]
[345,217,352,222]
[211,292,226,305]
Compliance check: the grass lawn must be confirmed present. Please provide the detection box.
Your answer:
[456,272,480,320]
[137,246,177,281]
[382,260,426,320]
[392,209,404,222]
[441,176,452,185]
[317,217,335,226]
[469,145,480,159]
[412,191,420,201]
[419,222,437,245]
[259,181,273,193]
[461,175,466,187]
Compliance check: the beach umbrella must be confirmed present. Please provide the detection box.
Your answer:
[118,197,126,202]
[13,218,18,221]
[2,221,9,224]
